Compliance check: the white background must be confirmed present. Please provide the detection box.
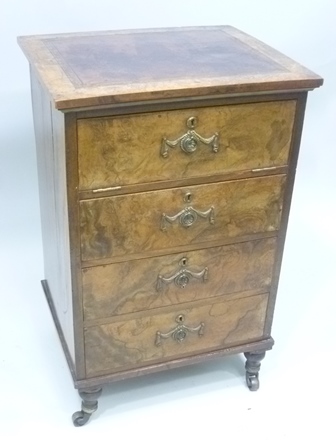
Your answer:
[1,0,335,446]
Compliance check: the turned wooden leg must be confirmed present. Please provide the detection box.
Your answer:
[244,351,265,391]
[72,387,102,426]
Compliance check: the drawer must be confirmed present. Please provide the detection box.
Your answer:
[84,292,268,377]
[77,101,296,190]
[82,238,276,320]
[80,175,285,261]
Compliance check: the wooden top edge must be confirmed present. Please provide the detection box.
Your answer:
[18,26,323,111]
[53,79,322,111]
[18,25,230,41]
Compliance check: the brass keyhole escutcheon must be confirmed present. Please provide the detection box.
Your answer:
[179,257,188,266]
[184,192,192,203]
[187,116,198,129]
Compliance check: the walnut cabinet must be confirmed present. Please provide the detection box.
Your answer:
[18,26,323,425]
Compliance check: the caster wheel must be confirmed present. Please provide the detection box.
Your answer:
[72,387,102,425]
[246,373,259,391]
[72,410,91,427]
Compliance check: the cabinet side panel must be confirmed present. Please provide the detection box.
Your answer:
[264,92,308,336]
[30,67,75,364]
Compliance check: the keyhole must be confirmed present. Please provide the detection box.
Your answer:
[187,116,197,129]
[180,257,188,266]
[176,314,185,324]
[184,192,192,203]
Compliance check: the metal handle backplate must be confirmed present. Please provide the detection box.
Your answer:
[161,116,219,158]
[156,258,208,291]
[155,314,205,346]
[161,206,214,231]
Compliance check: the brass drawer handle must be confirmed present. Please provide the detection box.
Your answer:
[161,206,215,231]
[161,116,219,158]
[156,257,208,291]
[155,314,205,346]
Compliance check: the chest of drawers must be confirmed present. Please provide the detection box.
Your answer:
[18,26,322,425]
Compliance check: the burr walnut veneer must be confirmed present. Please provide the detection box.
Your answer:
[18,26,322,425]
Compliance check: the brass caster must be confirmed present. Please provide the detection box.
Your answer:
[72,387,102,426]
[72,410,91,427]
[244,351,265,392]
[246,372,260,391]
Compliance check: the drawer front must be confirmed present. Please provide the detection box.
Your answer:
[82,238,276,320]
[84,292,268,377]
[80,175,285,261]
[77,101,295,190]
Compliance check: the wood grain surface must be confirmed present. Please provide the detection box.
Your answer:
[80,175,285,261]
[82,238,276,320]
[30,70,76,364]
[77,101,295,190]
[84,292,268,377]
[20,24,323,394]
[18,27,323,110]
